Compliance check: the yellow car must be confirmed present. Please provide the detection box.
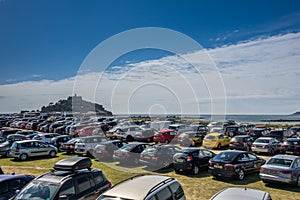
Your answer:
[202,133,231,149]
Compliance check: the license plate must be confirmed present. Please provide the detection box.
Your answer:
[176,159,184,163]
[214,165,222,169]
[286,151,293,154]
[144,156,150,159]
[269,169,279,174]
[95,150,102,153]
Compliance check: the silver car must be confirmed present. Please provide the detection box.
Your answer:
[9,140,57,161]
[74,136,107,157]
[251,137,281,154]
[210,187,272,200]
[260,154,300,187]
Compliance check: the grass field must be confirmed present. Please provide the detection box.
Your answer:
[1,153,299,200]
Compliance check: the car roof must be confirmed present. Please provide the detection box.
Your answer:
[101,175,173,199]
[0,174,31,181]
[255,137,273,140]
[160,129,174,133]
[210,187,270,200]
[286,138,300,141]
[232,135,250,138]
[15,139,41,143]
[271,154,300,160]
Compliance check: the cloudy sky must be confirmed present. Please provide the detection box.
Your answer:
[1,1,300,115]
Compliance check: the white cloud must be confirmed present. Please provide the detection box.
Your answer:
[1,33,300,114]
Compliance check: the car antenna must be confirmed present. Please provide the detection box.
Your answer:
[244,186,247,191]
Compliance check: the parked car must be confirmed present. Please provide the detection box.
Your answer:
[260,154,300,187]
[0,134,27,157]
[173,147,216,175]
[0,174,35,200]
[202,133,230,149]
[114,125,143,142]
[133,128,158,142]
[113,142,150,165]
[229,135,254,151]
[251,137,281,155]
[74,136,108,157]
[290,126,300,136]
[78,125,95,137]
[268,129,294,142]
[210,187,272,200]
[93,140,127,160]
[248,128,270,140]
[224,126,247,137]
[60,138,81,154]
[97,175,185,200]
[9,140,57,161]
[140,144,182,169]
[32,133,61,144]
[153,129,177,144]
[13,157,111,200]
[208,150,265,180]
[50,135,73,150]
[281,138,300,155]
[177,131,205,147]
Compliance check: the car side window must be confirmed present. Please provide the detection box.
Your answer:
[92,172,104,185]
[0,181,8,195]
[238,153,249,162]
[169,182,185,199]
[156,187,172,200]
[76,175,92,194]
[202,150,213,157]
[59,179,75,197]
[248,153,257,160]
[294,159,300,168]
[9,179,27,191]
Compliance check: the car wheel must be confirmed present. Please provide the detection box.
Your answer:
[297,176,300,187]
[237,169,245,180]
[133,157,139,165]
[20,153,28,161]
[49,150,56,157]
[192,165,200,175]
[127,136,134,142]
[5,151,10,157]
[175,168,180,174]
[270,149,274,155]
[161,160,170,168]
[165,140,169,144]
[217,143,221,149]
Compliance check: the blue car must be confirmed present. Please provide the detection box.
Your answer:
[0,174,34,200]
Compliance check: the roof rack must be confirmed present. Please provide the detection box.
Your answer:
[53,157,92,171]
[147,177,174,195]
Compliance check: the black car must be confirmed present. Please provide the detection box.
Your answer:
[229,135,254,151]
[0,174,35,200]
[13,157,111,200]
[113,142,150,165]
[140,144,182,169]
[224,126,247,137]
[281,138,300,155]
[248,128,269,140]
[208,150,265,180]
[59,138,81,154]
[50,135,73,150]
[268,129,294,142]
[93,140,127,160]
[173,147,216,174]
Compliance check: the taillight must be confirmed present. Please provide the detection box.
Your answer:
[15,148,19,152]
[224,164,234,169]
[282,170,292,174]
[125,152,130,157]
[208,160,212,165]
[108,181,112,187]
[152,157,158,161]
[260,167,265,172]
[252,144,254,147]
[187,155,193,161]
[263,145,269,149]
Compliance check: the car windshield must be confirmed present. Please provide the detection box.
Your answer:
[15,180,59,200]
[213,152,237,162]
[267,158,293,167]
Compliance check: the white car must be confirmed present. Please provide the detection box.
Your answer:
[251,137,281,154]
[32,133,61,144]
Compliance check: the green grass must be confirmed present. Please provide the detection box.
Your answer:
[1,153,299,199]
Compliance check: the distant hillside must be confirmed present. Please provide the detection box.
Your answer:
[291,111,300,115]
[41,95,112,116]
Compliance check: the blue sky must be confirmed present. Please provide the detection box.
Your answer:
[1,0,300,114]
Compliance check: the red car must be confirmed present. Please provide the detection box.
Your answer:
[153,129,177,144]
[78,126,95,137]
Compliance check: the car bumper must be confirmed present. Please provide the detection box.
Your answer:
[260,173,296,185]
[251,147,270,153]
[174,162,194,172]
[74,148,87,154]
[208,167,236,178]
[282,149,300,155]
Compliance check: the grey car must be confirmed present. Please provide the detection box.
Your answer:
[260,154,300,187]
[97,175,185,200]
[9,140,57,161]
[210,187,272,200]
[251,137,281,155]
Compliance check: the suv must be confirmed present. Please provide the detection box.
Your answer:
[97,175,185,200]
[74,136,108,157]
[9,140,57,161]
[114,126,143,141]
[0,174,35,200]
[249,128,269,140]
[224,126,247,137]
[173,147,216,174]
[13,157,111,200]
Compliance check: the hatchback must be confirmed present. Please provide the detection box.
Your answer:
[9,140,57,161]
[97,175,185,200]
[93,140,127,160]
[208,150,265,180]
[153,129,177,144]
[251,137,281,155]
[177,131,205,147]
[260,154,300,187]
[229,135,254,151]
[210,187,272,200]
[113,142,149,165]
[0,174,34,200]
[202,133,230,149]
[13,157,111,200]
[140,144,182,169]
[74,136,108,157]
[60,138,81,154]
[173,147,216,174]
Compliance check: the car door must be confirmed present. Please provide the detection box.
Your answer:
[74,173,94,199]
[199,149,215,168]
[237,153,253,172]
[36,141,50,156]
[248,153,262,171]
[26,141,40,157]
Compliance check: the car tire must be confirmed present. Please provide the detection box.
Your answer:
[175,168,180,174]
[297,176,300,188]
[133,157,139,165]
[192,165,200,175]
[164,140,169,144]
[127,136,134,142]
[49,150,56,157]
[5,151,10,158]
[217,143,221,149]
[237,169,245,180]
[161,160,170,168]
[20,153,28,161]
[270,149,274,155]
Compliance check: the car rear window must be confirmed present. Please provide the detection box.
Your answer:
[205,135,216,140]
[255,139,270,143]
[213,152,237,162]
[267,158,293,167]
